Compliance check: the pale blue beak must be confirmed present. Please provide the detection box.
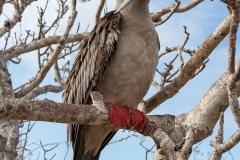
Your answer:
[115,0,133,13]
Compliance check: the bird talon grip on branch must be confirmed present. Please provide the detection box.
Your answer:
[106,102,147,131]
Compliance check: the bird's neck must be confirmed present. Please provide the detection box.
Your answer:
[115,0,150,18]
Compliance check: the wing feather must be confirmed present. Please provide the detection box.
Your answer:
[62,11,123,150]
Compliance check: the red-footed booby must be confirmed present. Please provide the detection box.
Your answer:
[63,0,159,159]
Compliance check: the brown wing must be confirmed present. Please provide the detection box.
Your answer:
[62,11,123,158]
[63,11,122,105]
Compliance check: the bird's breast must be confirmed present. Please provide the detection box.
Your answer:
[96,23,159,109]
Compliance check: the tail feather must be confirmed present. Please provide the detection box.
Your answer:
[72,125,115,160]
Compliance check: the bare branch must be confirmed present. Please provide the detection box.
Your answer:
[43,0,69,35]
[211,122,240,160]
[47,47,65,86]
[54,62,65,86]
[151,0,204,24]
[0,58,18,159]
[95,0,106,24]
[213,130,240,155]
[0,92,177,158]
[138,15,232,113]
[159,47,194,58]
[0,0,5,15]
[225,0,240,127]
[23,85,64,100]
[0,33,89,61]
[0,92,175,129]
[108,132,141,145]
[208,2,240,158]
[179,127,195,160]
[40,140,59,159]
[153,1,181,26]
[17,121,36,160]
[23,141,66,160]
[14,1,78,98]
[0,0,37,38]
[153,26,203,91]
[139,141,155,160]
[210,112,224,160]
[152,80,161,90]
[182,59,240,145]
[150,128,176,159]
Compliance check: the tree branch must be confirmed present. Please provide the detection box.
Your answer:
[0,33,89,61]
[95,0,106,24]
[225,0,240,127]
[0,59,19,159]
[0,91,177,158]
[211,129,240,157]
[14,0,78,98]
[153,1,181,26]
[23,85,64,100]
[210,112,224,160]
[209,2,240,159]
[0,0,37,38]
[181,59,240,146]
[151,0,204,24]
[138,15,232,113]
[0,0,5,15]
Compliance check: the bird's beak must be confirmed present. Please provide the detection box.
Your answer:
[115,0,133,13]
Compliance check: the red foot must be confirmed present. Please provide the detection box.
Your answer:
[106,102,147,131]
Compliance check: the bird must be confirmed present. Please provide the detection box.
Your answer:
[63,0,160,160]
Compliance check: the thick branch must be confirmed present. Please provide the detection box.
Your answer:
[0,59,19,159]
[0,92,176,158]
[226,3,240,127]
[0,94,108,125]
[208,2,240,159]
[152,59,240,160]
[183,59,240,144]
[0,93,173,129]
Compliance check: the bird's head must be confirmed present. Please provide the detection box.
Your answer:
[115,0,133,13]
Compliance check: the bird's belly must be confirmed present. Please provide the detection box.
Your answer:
[96,31,158,109]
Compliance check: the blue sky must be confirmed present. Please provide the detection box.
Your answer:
[1,0,240,159]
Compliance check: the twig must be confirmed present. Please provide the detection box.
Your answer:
[138,15,231,113]
[95,0,106,24]
[23,85,64,100]
[14,0,78,98]
[151,0,204,23]
[154,1,181,26]
[0,0,37,38]
[108,132,141,144]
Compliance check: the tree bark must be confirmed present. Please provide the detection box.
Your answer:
[0,59,19,159]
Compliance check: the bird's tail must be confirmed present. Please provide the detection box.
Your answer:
[72,125,115,160]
